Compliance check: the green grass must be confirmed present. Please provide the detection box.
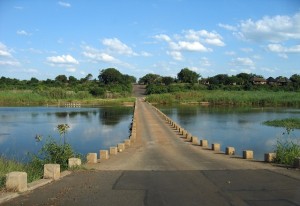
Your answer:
[263,118,300,129]
[146,90,300,107]
[274,138,300,166]
[0,90,135,106]
[0,157,43,189]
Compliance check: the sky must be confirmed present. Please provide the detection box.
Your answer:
[0,0,300,80]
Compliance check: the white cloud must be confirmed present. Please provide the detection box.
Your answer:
[14,6,24,10]
[0,42,20,66]
[58,1,71,7]
[0,60,20,66]
[267,44,300,53]
[200,57,211,67]
[66,68,76,72]
[231,57,255,71]
[47,54,79,66]
[267,44,300,58]
[0,42,12,57]
[184,29,225,46]
[153,29,224,61]
[154,34,172,42]
[238,12,300,42]
[177,41,210,52]
[225,51,236,56]
[17,30,31,36]
[102,38,137,56]
[82,46,116,63]
[218,23,237,31]
[140,51,152,57]
[240,48,253,52]
[167,51,183,61]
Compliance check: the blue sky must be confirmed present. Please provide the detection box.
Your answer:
[0,0,299,80]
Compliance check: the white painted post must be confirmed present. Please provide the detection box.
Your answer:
[6,172,28,192]
[86,153,97,163]
[264,153,276,162]
[44,164,60,180]
[110,147,118,155]
[99,150,109,160]
[243,150,253,159]
[68,158,81,168]
[225,147,235,155]
[212,143,220,151]
[200,139,208,147]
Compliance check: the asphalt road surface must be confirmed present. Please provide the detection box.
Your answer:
[2,94,300,206]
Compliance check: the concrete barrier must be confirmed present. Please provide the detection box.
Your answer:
[68,158,81,168]
[225,147,235,155]
[44,164,60,180]
[86,153,97,163]
[264,153,276,162]
[6,172,27,192]
[212,143,220,151]
[186,133,192,141]
[110,147,118,155]
[192,136,199,145]
[294,157,300,168]
[243,150,253,159]
[118,143,125,152]
[124,139,131,147]
[200,139,208,147]
[100,150,109,160]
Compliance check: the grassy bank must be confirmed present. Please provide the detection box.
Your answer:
[263,118,300,129]
[0,90,135,106]
[0,157,43,189]
[146,90,300,107]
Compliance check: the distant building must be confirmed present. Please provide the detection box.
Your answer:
[251,77,267,85]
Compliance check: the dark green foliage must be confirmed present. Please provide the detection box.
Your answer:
[162,76,174,85]
[177,68,200,84]
[98,68,124,84]
[274,128,300,166]
[138,73,161,84]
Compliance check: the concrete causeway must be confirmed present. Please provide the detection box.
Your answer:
[2,96,300,206]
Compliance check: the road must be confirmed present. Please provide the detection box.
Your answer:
[2,87,300,205]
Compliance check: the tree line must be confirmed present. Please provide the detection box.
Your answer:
[138,68,300,94]
[0,68,136,98]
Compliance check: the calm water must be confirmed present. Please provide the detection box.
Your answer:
[0,106,133,161]
[158,106,300,160]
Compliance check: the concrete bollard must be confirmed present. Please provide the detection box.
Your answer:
[192,136,199,145]
[44,164,60,180]
[124,139,131,147]
[110,147,118,155]
[264,153,276,162]
[243,150,254,159]
[212,143,220,151]
[100,150,109,160]
[6,172,27,192]
[225,147,235,155]
[294,157,300,168]
[68,158,81,168]
[186,133,192,141]
[118,143,125,152]
[200,139,208,147]
[86,153,97,164]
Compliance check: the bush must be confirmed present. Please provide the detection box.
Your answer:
[274,128,300,166]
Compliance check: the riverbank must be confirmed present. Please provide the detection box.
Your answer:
[146,90,300,107]
[0,90,135,106]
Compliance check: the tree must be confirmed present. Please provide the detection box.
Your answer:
[55,75,68,83]
[123,74,137,84]
[98,68,123,84]
[138,73,161,85]
[68,76,77,84]
[177,68,200,84]
[162,76,174,85]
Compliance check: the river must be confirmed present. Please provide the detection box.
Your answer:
[1,105,299,161]
[0,106,133,161]
[157,105,300,160]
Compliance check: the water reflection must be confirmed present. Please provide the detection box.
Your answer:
[158,105,300,160]
[0,106,133,161]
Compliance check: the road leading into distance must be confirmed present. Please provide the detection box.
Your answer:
[2,86,300,206]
